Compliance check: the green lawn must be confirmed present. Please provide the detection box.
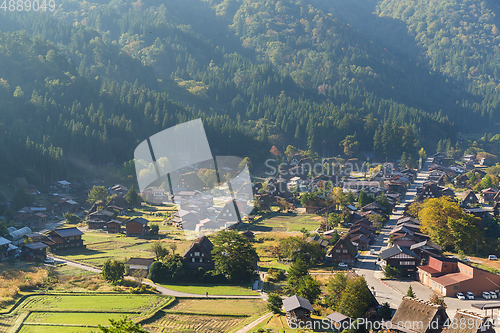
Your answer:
[247,214,322,232]
[160,283,256,296]
[25,312,130,325]
[20,295,170,312]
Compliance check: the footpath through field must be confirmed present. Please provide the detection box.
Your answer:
[50,256,264,299]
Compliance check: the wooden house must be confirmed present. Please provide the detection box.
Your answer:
[306,235,329,250]
[461,189,479,206]
[383,297,448,333]
[44,227,84,251]
[410,240,442,264]
[173,172,205,191]
[126,258,155,277]
[107,220,122,233]
[22,242,48,261]
[283,295,314,324]
[445,310,495,333]
[57,198,79,213]
[0,237,16,260]
[350,234,371,250]
[327,234,358,264]
[416,183,442,201]
[109,184,128,196]
[481,188,498,202]
[88,209,115,222]
[125,218,149,237]
[379,245,420,278]
[182,235,214,270]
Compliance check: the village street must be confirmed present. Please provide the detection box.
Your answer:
[354,158,492,319]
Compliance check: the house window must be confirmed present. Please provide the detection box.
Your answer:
[192,258,195,262]
[201,253,204,257]
[229,213,232,217]
[454,286,459,290]
[343,250,348,253]
[200,258,203,262]
[336,250,341,253]
[195,252,200,256]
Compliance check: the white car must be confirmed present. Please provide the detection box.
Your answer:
[466,292,474,300]
[463,258,470,263]
[44,258,55,265]
[482,291,491,299]
[338,263,348,268]
[490,292,497,299]
[488,255,498,260]
[456,292,465,300]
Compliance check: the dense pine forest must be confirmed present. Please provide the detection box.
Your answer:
[0,0,499,186]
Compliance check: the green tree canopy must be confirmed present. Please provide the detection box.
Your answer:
[88,186,108,204]
[212,230,258,282]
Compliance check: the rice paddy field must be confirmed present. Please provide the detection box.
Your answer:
[142,298,267,333]
[4,294,267,333]
[4,294,173,333]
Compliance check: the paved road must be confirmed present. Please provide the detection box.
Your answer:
[354,159,431,310]
[352,159,497,318]
[50,255,263,299]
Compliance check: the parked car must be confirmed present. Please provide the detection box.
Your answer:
[490,292,497,299]
[488,255,498,260]
[463,258,470,262]
[466,292,474,300]
[456,292,466,300]
[370,249,375,255]
[482,291,491,299]
[44,258,55,265]
[338,263,348,268]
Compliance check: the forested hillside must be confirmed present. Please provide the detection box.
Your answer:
[0,0,499,186]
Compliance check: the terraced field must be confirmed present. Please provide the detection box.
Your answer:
[142,298,268,333]
[144,313,243,332]
[9,294,173,333]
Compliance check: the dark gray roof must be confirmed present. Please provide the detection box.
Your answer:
[24,242,49,250]
[54,227,84,237]
[127,217,148,225]
[410,240,442,251]
[283,295,314,312]
[90,210,114,216]
[379,245,420,260]
[182,235,214,258]
[326,311,351,323]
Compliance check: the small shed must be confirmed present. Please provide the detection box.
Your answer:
[326,311,352,331]
[283,295,314,324]
[126,258,155,277]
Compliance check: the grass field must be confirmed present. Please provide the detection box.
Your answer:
[20,294,168,312]
[160,283,256,296]
[12,294,173,333]
[55,232,190,267]
[247,214,322,232]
